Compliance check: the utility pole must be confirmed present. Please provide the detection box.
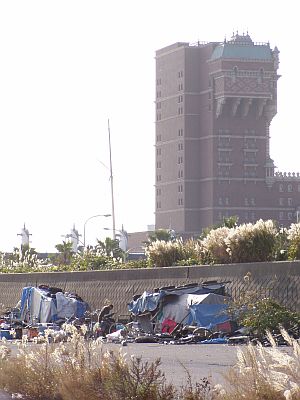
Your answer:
[108,119,116,240]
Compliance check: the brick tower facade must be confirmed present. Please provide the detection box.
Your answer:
[155,33,300,236]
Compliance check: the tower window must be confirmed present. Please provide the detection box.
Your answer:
[233,66,238,82]
[258,68,264,83]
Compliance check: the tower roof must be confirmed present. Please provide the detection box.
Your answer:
[211,33,273,61]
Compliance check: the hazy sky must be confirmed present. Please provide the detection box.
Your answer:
[0,1,299,252]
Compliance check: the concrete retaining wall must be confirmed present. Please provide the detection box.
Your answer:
[1,261,300,316]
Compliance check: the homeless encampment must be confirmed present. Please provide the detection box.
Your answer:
[128,282,230,332]
[20,285,89,324]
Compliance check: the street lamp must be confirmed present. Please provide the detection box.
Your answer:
[83,214,111,248]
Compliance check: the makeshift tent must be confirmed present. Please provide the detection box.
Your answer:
[128,282,226,316]
[156,293,229,329]
[128,283,230,332]
[20,286,89,324]
[186,293,229,329]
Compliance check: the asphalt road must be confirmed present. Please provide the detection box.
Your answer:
[105,342,239,387]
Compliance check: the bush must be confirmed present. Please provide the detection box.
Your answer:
[145,239,185,267]
[226,219,277,263]
[175,239,203,266]
[240,298,300,337]
[201,226,231,264]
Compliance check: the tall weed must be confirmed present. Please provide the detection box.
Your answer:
[287,223,300,260]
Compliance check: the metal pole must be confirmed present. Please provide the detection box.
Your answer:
[83,221,87,248]
[83,214,111,248]
[108,119,116,240]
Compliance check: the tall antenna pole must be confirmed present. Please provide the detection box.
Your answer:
[108,118,116,239]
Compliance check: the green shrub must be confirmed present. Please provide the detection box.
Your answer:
[240,298,300,337]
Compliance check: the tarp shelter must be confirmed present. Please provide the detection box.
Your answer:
[128,282,226,316]
[128,283,230,331]
[20,286,89,324]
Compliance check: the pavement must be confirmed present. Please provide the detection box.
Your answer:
[106,342,239,387]
[0,392,11,399]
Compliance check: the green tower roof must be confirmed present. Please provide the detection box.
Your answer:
[211,33,273,61]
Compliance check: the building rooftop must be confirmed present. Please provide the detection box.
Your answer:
[211,33,273,61]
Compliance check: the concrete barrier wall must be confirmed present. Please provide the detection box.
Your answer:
[1,261,300,316]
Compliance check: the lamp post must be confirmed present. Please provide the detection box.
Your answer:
[83,214,111,248]
[108,119,116,240]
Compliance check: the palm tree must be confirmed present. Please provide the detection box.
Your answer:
[55,241,74,265]
[96,237,124,260]
[147,229,175,244]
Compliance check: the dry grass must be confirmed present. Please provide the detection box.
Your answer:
[0,328,177,400]
[221,329,300,400]
[1,327,300,399]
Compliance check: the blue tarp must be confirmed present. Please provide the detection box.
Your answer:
[128,291,162,315]
[187,303,229,330]
[128,284,222,315]
[128,284,230,332]
[20,286,89,324]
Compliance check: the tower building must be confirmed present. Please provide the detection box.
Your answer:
[155,33,300,236]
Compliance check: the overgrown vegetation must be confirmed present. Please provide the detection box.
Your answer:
[146,220,300,267]
[222,328,300,400]
[1,220,300,271]
[240,298,300,338]
[1,327,300,399]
